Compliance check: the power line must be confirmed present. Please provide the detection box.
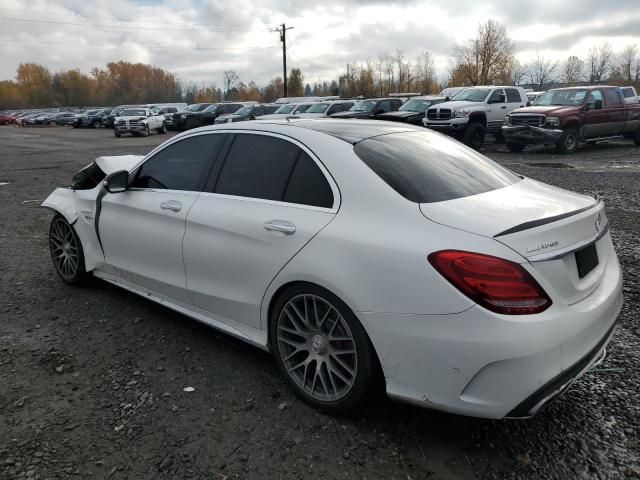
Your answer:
[0,38,269,51]
[0,16,268,32]
[0,7,256,27]
[286,37,326,72]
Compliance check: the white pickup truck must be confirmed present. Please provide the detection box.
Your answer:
[423,86,528,149]
[113,107,166,137]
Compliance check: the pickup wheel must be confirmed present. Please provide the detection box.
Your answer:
[633,130,640,147]
[143,125,150,137]
[463,122,485,150]
[114,131,121,138]
[506,142,525,153]
[556,128,578,154]
[157,125,166,134]
[494,131,505,144]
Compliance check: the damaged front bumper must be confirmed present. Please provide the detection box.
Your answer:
[502,125,564,145]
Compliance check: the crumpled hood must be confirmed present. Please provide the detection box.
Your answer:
[95,155,144,174]
[510,105,581,116]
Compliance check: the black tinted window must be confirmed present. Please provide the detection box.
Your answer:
[488,89,505,103]
[622,88,633,98]
[223,104,239,113]
[215,135,299,201]
[605,89,622,106]
[284,152,334,208]
[353,131,520,203]
[505,88,521,103]
[378,100,391,112]
[132,134,226,191]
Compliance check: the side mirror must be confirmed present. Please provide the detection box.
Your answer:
[104,170,129,194]
[594,99,603,110]
[526,101,531,107]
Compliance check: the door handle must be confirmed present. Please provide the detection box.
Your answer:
[264,220,296,235]
[160,200,182,212]
[501,106,507,109]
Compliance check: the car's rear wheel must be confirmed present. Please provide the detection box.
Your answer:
[270,284,377,412]
[92,120,101,128]
[49,214,88,285]
[556,128,578,154]
[463,122,485,149]
[506,142,525,153]
[633,129,640,147]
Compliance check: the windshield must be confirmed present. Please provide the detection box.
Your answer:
[292,104,312,113]
[186,104,209,112]
[399,99,431,113]
[354,131,520,203]
[120,109,146,117]
[452,89,491,102]
[203,104,220,112]
[152,107,163,114]
[306,103,330,113]
[350,100,377,112]
[534,89,588,106]
[235,106,253,115]
[274,104,296,114]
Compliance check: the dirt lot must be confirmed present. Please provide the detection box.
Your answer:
[1,126,639,480]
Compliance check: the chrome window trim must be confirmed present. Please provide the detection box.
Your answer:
[129,128,341,211]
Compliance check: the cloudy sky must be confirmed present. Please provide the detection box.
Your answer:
[1,0,639,86]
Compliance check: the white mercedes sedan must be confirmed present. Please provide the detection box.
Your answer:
[42,119,623,418]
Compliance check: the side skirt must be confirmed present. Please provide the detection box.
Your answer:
[92,270,269,351]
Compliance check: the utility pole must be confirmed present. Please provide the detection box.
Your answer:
[275,23,294,97]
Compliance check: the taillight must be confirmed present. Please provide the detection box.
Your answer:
[428,250,551,315]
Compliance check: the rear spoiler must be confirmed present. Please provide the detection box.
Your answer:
[494,196,601,238]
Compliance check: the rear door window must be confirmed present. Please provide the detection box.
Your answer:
[283,151,334,208]
[505,88,521,103]
[604,89,622,107]
[214,134,300,201]
[353,131,520,203]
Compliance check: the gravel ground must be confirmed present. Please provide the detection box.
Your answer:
[0,126,638,480]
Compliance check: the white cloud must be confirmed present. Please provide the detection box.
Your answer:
[0,0,639,86]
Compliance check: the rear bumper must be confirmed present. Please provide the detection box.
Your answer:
[359,250,623,419]
[502,125,563,145]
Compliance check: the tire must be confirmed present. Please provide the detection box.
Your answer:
[92,120,101,128]
[270,283,377,413]
[633,130,640,147]
[157,125,166,134]
[494,131,505,144]
[556,128,578,154]
[506,142,525,153]
[143,125,150,137]
[463,122,485,149]
[114,131,121,137]
[49,214,89,285]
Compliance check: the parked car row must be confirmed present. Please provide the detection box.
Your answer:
[4,86,639,151]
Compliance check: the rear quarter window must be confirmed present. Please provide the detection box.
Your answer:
[353,131,521,203]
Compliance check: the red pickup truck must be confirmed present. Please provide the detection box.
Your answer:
[502,86,640,154]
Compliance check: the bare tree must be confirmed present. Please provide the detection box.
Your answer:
[524,52,559,90]
[454,20,515,85]
[383,52,394,95]
[415,50,435,93]
[394,49,405,92]
[508,58,525,85]
[586,42,614,83]
[223,70,239,98]
[376,53,385,96]
[562,56,584,85]
[618,44,640,84]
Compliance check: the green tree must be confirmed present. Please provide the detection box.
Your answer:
[288,68,304,96]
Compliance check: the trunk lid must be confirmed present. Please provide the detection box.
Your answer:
[420,178,609,305]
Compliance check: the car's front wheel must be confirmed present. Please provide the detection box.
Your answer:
[49,214,88,285]
[463,122,485,149]
[270,284,377,412]
[556,128,578,154]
